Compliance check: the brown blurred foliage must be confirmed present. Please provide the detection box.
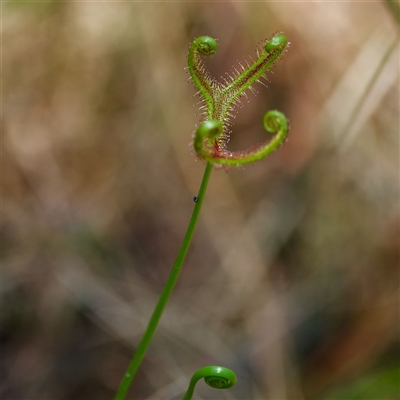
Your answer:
[3,2,399,400]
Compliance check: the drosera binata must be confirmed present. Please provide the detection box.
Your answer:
[114,32,290,400]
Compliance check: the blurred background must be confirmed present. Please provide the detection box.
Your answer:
[3,1,399,399]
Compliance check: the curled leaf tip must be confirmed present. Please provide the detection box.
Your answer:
[197,120,223,139]
[265,33,288,54]
[182,366,237,400]
[263,110,288,134]
[194,36,218,56]
[204,366,236,389]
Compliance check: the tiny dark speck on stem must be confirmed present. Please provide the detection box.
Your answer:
[193,196,198,202]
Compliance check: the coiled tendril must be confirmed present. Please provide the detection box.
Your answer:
[188,33,290,168]
[182,366,237,400]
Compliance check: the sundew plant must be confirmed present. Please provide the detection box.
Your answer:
[114,32,290,400]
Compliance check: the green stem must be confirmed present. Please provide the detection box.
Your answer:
[114,162,213,400]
